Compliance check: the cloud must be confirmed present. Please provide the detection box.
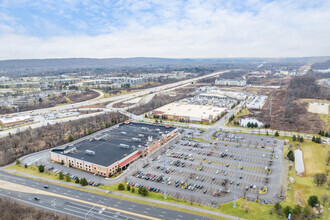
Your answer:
[0,0,329,59]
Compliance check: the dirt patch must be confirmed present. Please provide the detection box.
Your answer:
[308,102,329,114]
[294,190,304,206]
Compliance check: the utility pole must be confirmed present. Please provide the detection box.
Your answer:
[233,160,238,208]
[163,153,167,199]
[259,78,262,96]
[269,92,273,117]
[240,91,243,114]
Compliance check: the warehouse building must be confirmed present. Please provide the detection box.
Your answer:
[215,78,246,86]
[50,122,178,177]
[152,103,226,123]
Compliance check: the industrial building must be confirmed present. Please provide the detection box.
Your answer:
[215,78,246,86]
[152,103,226,123]
[50,122,178,177]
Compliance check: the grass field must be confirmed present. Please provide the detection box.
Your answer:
[7,164,76,183]
[273,137,329,219]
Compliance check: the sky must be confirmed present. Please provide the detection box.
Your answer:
[0,0,329,60]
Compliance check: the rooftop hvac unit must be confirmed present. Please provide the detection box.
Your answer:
[120,144,130,148]
[85,150,95,155]
[132,137,142,142]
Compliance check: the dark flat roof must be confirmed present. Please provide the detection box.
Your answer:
[52,122,176,167]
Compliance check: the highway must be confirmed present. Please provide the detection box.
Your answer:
[0,171,215,220]
[0,71,228,138]
[5,71,228,117]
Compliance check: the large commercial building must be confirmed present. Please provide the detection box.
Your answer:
[0,115,31,126]
[152,103,226,123]
[50,122,178,177]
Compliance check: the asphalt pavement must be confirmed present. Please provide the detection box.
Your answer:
[0,171,218,220]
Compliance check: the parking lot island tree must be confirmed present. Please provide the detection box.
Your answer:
[80,177,88,186]
[118,183,125,191]
[38,164,44,173]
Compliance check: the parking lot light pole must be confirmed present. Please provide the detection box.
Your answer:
[233,160,238,208]
[163,153,167,199]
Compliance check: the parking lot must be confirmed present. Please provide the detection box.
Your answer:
[127,130,284,207]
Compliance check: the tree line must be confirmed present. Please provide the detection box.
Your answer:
[0,112,127,166]
[284,75,329,119]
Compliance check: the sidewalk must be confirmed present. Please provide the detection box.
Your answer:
[1,168,245,220]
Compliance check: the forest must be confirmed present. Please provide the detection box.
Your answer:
[0,112,127,166]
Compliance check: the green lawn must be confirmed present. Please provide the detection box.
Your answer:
[7,164,76,183]
[273,137,329,219]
